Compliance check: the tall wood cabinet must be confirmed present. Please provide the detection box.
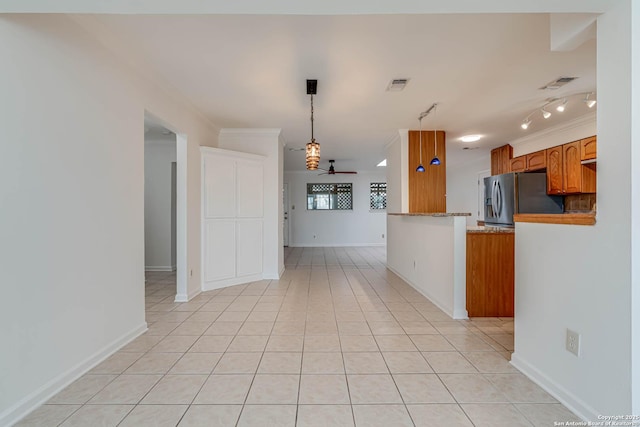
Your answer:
[408,130,446,212]
[491,144,513,175]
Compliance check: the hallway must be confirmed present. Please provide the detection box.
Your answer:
[16,247,579,426]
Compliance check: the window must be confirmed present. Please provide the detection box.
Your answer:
[307,183,353,210]
[370,182,387,210]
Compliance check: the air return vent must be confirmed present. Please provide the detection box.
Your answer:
[539,76,578,90]
[387,78,410,91]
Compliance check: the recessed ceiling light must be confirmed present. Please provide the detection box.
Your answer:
[377,159,387,167]
[460,135,482,143]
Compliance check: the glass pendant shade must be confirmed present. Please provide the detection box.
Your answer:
[306,140,320,170]
[430,157,441,165]
[416,164,425,172]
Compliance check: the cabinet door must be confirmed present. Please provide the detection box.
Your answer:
[526,149,546,171]
[563,141,582,194]
[500,145,513,175]
[580,136,597,160]
[546,146,563,195]
[491,148,501,175]
[510,156,526,172]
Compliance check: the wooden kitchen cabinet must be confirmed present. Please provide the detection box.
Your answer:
[546,146,563,194]
[526,149,547,171]
[509,149,546,173]
[580,136,597,160]
[491,144,513,175]
[408,130,447,213]
[547,141,596,195]
[466,232,514,317]
[510,156,526,172]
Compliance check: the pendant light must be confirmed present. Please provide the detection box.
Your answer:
[430,104,441,166]
[416,115,425,172]
[305,80,320,170]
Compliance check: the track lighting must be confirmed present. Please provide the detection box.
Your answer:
[584,92,596,108]
[556,98,567,112]
[519,92,595,131]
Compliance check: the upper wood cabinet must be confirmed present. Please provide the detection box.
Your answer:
[527,149,547,171]
[546,146,564,195]
[580,136,597,160]
[510,156,526,172]
[408,130,447,213]
[491,144,513,175]
[547,140,596,195]
[509,149,546,173]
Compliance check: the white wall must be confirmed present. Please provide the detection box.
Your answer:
[218,129,284,279]
[511,2,635,420]
[446,153,491,226]
[0,15,218,426]
[284,171,387,247]
[144,136,176,270]
[387,215,467,319]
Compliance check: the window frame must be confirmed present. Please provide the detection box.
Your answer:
[306,183,353,211]
[369,182,387,211]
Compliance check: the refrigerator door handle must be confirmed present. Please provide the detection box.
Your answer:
[491,181,498,217]
[496,181,502,216]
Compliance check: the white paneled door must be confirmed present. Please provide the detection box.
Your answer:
[202,147,265,290]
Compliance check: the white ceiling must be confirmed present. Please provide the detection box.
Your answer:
[86,13,596,171]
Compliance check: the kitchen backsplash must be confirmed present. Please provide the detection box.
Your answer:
[564,194,596,213]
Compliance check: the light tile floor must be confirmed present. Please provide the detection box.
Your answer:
[16,247,582,426]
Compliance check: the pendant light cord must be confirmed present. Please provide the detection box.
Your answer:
[419,116,423,163]
[433,105,437,156]
[310,94,314,140]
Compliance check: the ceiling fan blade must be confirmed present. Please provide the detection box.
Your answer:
[335,171,358,174]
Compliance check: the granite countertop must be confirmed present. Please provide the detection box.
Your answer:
[388,212,472,217]
[467,226,515,234]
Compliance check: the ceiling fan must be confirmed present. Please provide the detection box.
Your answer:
[318,160,358,175]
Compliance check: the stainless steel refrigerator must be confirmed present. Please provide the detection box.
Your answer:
[484,172,563,227]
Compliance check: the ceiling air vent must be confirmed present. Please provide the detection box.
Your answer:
[387,78,410,91]
[539,76,578,90]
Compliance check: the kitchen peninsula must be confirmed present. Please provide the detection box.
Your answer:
[387,213,470,319]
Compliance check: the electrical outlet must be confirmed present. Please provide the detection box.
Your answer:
[313,234,316,239]
[382,233,385,238]
[566,329,581,356]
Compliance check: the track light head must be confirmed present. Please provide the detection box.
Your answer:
[521,119,531,130]
[541,108,551,119]
[556,98,567,112]
[583,93,596,108]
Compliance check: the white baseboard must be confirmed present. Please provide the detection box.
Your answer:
[1,323,148,427]
[386,265,463,320]
[278,264,285,278]
[144,266,175,272]
[175,286,201,303]
[289,243,386,248]
[202,273,264,292]
[510,352,594,422]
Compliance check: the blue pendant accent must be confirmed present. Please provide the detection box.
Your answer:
[430,157,441,166]
[416,164,425,172]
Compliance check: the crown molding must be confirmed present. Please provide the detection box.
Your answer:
[219,128,282,137]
